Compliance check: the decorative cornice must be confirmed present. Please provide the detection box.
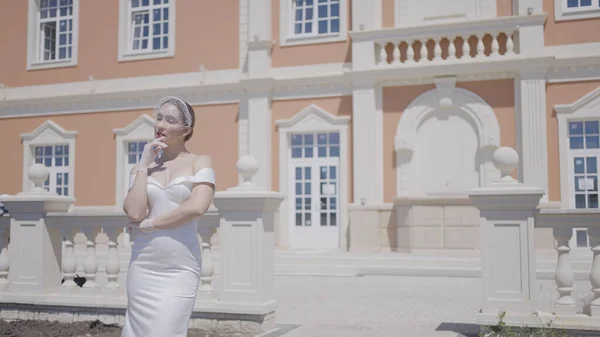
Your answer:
[21,120,78,141]
[554,86,600,115]
[1,44,600,119]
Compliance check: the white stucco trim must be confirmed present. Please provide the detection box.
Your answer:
[26,0,80,70]
[117,0,176,62]
[394,0,496,27]
[555,86,600,208]
[394,77,501,196]
[554,0,600,22]
[279,0,348,47]
[21,120,77,197]
[113,114,154,208]
[275,104,350,250]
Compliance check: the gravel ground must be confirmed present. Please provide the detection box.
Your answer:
[0,320,220,337]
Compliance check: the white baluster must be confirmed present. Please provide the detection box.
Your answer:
[104,228,121,290]
[462,36,470,59]
[448,37,457,60]
[491,33,500,56]
[82,229,98,289]
[476,34,485,58]
[589,228,600,317]
[378,42,387,66]
[61,229,77,288]
[406,40,415,63]
[392,42,401,64]
[197,228,216,300]
[506,31,515,55]
[0,228,9,287]
[433,38,442,61]
[419,40,428,62]
[553,227,576,315]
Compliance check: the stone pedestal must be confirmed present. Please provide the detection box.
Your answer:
[0,164,74,295]
[213,156,283,306]
[469,147,544,317]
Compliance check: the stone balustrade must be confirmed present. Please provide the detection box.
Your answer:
[470,147,600,332]
[0,156,282,337]
[350,14,546,69]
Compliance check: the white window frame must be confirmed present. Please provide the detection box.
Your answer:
[21,120,77,197]
[118,0,176,62]
[113,114,155,208]
[279,0,348,47]
[275,104,350,250]
[556,87,600,208]
[554,0,600,21]
[555,87,600,251]
[26,0,80,70]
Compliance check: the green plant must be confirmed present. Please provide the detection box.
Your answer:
[480,311,568,337]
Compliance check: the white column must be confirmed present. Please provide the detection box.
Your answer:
[352,82,383,204]
[245,83,273,190]
[515,69,549,201]
[351,0,382,31]
[241,0,273,189]
[513,0,543,16]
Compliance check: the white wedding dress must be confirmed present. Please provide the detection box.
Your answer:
[121,167,216,337]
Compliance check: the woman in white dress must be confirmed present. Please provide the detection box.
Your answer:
[121,96,216,337]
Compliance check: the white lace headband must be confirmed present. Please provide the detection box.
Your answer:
[153,96,193,127]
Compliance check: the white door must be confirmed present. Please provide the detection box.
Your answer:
[289,132,340,250]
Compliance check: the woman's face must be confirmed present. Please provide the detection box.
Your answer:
[154,103,189,143]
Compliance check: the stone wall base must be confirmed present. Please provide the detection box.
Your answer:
[0,303,276,337]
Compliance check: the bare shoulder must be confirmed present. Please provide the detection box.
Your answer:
[192,154,213,172]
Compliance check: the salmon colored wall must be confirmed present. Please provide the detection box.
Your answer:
[272,96,353,201]
[382,80,516,202]
[547,81,600,203]
[271,0,351,67]
[0,0,239,87]
[497,0,513,16]
[382,84,435,201]
[0,104,239,205]
[382,0,395,28]
[544,0,600,46]
[381,0,514,28]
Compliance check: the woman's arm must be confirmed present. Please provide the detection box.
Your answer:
[123,165,149,222]
[144,155,215,230]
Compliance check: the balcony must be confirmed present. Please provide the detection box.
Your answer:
[350,14,547,74]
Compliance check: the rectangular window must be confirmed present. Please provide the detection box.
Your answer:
[565,0,598,11]
[34,144,70,196]
[555,0,600,20]
[280,0,347,47]
[292,0,340,37]
[27,0,78,69]
[38,0,74,62]
[129,0,170,53]
[568,120,599,249]
[123,140,148,196]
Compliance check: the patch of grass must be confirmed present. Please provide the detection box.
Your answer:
[481,311,567,337]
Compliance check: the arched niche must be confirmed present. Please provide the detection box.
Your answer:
[394,77,501,197]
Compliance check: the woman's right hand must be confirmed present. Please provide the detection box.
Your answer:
[138,137,167,167]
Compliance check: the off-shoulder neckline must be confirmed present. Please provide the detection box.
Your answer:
[147,167,215,189]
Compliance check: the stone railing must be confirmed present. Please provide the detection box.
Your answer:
[469,147,600,332]
[0,156,283,337]
[350,14,546,69]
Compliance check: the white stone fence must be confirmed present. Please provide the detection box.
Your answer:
[0,155,283,337]
[350,13,546,68]
[470,147,600,332]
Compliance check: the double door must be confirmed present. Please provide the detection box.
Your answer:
[291,160,339,250]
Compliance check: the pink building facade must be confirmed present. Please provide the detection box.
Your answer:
[1,0,599,253]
